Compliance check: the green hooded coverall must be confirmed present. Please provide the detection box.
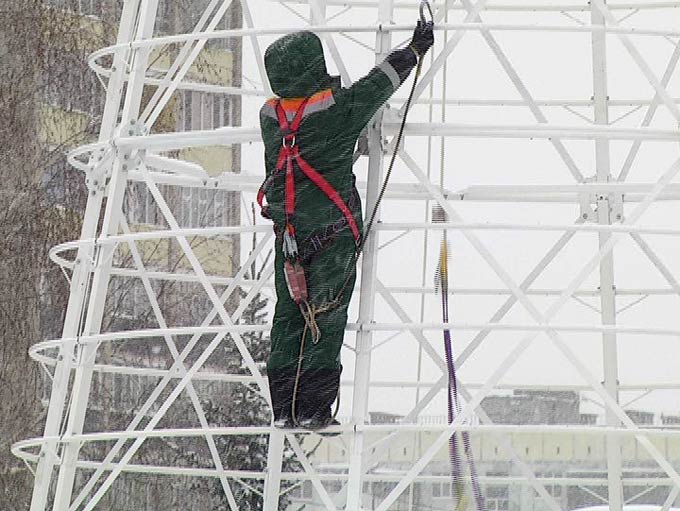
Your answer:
[260,30,428,427]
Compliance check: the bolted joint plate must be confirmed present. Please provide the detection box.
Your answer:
[85,120,146,194]
[579,176,624,223]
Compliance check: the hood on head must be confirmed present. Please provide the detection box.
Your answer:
[265,31,339,98]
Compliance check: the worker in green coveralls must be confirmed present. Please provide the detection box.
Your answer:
[258,23,434,429]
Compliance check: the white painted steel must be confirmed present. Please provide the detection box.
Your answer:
[346,3,393,508]
[591,1,623,507]
[18,0,680,509]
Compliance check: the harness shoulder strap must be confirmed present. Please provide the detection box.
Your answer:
[257,97,361,245]
[275,98,307,133]
[257,99,309,216]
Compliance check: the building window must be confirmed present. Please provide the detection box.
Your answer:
[291,481,313,500]
[432,481,452,499]
[213,95,232,128]
[179,92,231,131]
[44,0,104,16]
[485,472,509,511]
[125,183,235,229]
[536,471,563,498]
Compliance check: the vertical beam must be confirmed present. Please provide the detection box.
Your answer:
[28,1,141,510]
[51,2,161,509]
[242,0,272,95]
[263,429,285,511]
[345,1,392,508]
[590,2,623,510]
[309,0,352,86]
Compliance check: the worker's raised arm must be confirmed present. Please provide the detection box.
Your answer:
[335,21,434,135]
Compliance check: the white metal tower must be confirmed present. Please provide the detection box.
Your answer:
[14,1,680,510]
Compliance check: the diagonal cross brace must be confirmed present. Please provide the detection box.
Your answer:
[80,167,273,510]
[618,42,680,181]
[593,0,680,122]
[374,280,563,511]
[143,0,236,128]
[457,0,584,182]
[69,226,274,510]
[374,150,680,511]
[403,0,491,111]
[118,218,240,510]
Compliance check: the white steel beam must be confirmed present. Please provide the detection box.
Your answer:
[618,42,680,181]
[84,21,680,67]
[263,429,285,510]
[141,0,222,123]
[457,0,584,182]
[590,2,623,508]
[242,0,273,95]
[345,1,393,508]
[273,0,680,12]
[141,0,232,129]
[28,1,142,508]
[374,150,680,511]
[51,2,161,509]
[404,0,490,108]
[309,0,353,86]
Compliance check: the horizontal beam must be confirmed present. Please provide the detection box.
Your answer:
[394,122,680,141]
[273,0,680,13]
[71,121,680,166]
[29,353,680,393]
[120,170,680,204]
[11,455,680,487]
[29,321,680,359]
[48,221,680,266]
[88,22,680,59]
[15,422,680,453]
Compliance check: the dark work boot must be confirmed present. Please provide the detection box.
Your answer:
[267,366,297,428]
[295,366,342,433]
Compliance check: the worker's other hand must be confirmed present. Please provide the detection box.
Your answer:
[410,20,434,57]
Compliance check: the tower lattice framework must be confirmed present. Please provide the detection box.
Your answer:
[15,1,680,510]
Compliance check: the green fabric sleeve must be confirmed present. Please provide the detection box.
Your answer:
[334,63,398,136]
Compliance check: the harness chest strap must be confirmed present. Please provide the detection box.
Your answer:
[257,98,361,244]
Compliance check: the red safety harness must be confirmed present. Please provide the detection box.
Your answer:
[257,98,361,304]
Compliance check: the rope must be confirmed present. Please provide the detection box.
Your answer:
[288,53,426,431]
[321,53,426,315]
[291,300,341,428]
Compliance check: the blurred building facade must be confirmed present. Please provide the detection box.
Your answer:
[290,391,680,511]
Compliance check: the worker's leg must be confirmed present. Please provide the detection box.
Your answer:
[295,235,357,426]
[267,243,306,425]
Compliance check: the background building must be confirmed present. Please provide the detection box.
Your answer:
[290,391,680,511]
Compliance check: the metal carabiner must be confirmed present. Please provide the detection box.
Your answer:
[282,135,296,148]
[419,0,434,25]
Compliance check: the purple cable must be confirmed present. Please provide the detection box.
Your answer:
[441,254,487,511]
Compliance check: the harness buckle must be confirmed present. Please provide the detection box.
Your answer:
[282,229,299,258]
[282,134,296,148]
